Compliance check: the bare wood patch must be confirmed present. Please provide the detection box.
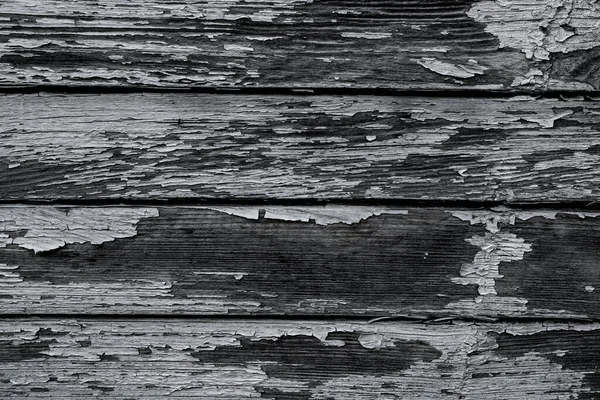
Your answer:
[0,205,599,319]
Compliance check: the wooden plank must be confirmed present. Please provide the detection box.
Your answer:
[1,205,599,319]
[0,318,598,399]
[2,93,600,202]
[1,0,599,91]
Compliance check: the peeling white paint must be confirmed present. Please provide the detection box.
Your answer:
[205,206,408,225]
[451,208,600,234]
[245,36,284,41]
[465,353,587,400]
[446,231,531,314]
[341,32,392,39]
[415,57,488,79]
[193,271,247,280]
[224,44,254,52]
[451,209,516,233]
[206,207,261,221]
[294,298,349,313]
[4,94,600,202]
[447,208,600,317]
[468,0,600,61]
[524,110,574,129]
[0,207,159,253]
[357,333,392,349]
[0,319,597,397]
[534,151,600,171]
[456,232,532,296]
[0,269,265,314]
[447,210,533,315]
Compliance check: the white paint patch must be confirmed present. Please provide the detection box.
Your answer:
[454,208,600,232]
[223,44,253,52]
[415,57,488,79]
[512,70,593,90]
[511,68,546,88]
[0,273,265,315]
[451,210,517,234]
[193,271,247,280]
[0,263,22,284]
[206,206,408,225]
[264,207,408,225]
[207,207,261,221]
[420,47,450,53]
[316,57,334,63]
[446,232,531,315]
[245,36,284,41]
[465,353,587,399]
[294,298,349,313]
[451,232,532,297]
[341,32,392,39]
[534,152,600,171]
[524,110,574,129]
[0,207,159,253]
[357,333,393,349]
[468,0,600,60]
[446,210,532,315]
[448,208,600,316]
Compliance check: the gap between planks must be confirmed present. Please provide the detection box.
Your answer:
[3,199,600,211]
[0,313,598,324]
[1,86,600,99]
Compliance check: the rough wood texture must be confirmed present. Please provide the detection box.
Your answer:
[0,319,598,399]
[3,93,600,201]
[1,205,599,319]
[3,0,600,395]
[1,0,599,90]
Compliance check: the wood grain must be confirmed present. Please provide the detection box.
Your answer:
[1,205,599,319]
[2,93,600,201]
[1,0,599,90]
[0,319,598,399]
[3,1,599,395]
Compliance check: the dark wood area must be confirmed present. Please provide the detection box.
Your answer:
[1,205,599,319]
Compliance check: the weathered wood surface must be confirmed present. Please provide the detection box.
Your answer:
[0,319,598,399]
[1,0,599,91]
[1,205,599,319]
[3,93,600,201]
[3,1,600,396]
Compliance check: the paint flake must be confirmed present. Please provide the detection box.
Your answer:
[206,206,408,225]
[0,207,159,253]
[415,57,488,79]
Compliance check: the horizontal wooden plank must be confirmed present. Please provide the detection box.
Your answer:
[1,0,599,90]
[2,93,600,201]
[0,319,598,399]
[1,205,599,319]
